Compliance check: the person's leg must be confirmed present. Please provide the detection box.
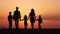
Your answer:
[38,23,41,29]
[16,20,19,29]
[10,23,12,29]
[38,23,40,29]
[24,26,26,29]
[15,20,17,29]
[25,25,27,29]
[31,23,34,29]
[9,22,10,29]
[40,25,41,29]
[9,21,12,29]
[10,21,12,29]
[26,26,27,29]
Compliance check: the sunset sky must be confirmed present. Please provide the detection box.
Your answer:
[0,0,60,29]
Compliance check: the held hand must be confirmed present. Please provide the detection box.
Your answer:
[28,17,29,20]
[20,18,21,21]
[35,16,37,21]
[20,17,21,21]
[20,19,21,21]
[35,17,36,20]
[20,19,23,21]
[13,17,15,21]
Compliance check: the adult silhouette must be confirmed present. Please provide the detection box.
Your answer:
[13,7,21,29]
[37,15,42,29]
[28,9,36,29]
[8,12,13,29]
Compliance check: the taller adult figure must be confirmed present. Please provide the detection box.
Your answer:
[28,9,36,29]
[13,7,21,29]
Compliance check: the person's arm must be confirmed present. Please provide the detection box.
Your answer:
[36,19,38,21]
[13,11,15,21]
[12,15,14,20]
[28,16,29,21]
[8,16,9,21]
[20,14,21,21]
[34,13,36,21]
[19,11,21,21]
[28,13,31,20]
[27,17,28,21]
[21,18,24,21]
[41,18,42,23]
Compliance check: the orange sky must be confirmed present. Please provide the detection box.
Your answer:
[0,0,60,29]
[0,0,60,18]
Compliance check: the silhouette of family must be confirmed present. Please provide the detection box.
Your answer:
[8,7,42,29]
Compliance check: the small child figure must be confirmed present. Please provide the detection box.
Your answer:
[8,12,13,29]
[37,15,42,29]
[22,15,28,29]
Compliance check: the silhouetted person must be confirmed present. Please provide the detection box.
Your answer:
[37,15,42,29]
[21,15,28,29]
[8,12,13,29]
[28,9,36,29]
[13,7,21,29]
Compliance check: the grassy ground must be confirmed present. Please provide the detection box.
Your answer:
[0,29,60,34]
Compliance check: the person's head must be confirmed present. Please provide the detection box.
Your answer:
[24,15,27,17]
[31,9,34,13]
[16,7,19,10]
[39,15,41,18]
[9,12,11,15]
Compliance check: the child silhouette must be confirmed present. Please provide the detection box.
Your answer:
[36,15,42,29]
[8,12,13,29]
[21,15,28,29]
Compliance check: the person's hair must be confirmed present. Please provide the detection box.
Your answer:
[39,15,41,17]
[16,7,19,9]
[31,9,35,14]
[9,12,11,15]
[31,9,34,11]
[24,15,27,17]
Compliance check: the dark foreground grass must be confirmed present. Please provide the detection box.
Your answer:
[0,29,60,34]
